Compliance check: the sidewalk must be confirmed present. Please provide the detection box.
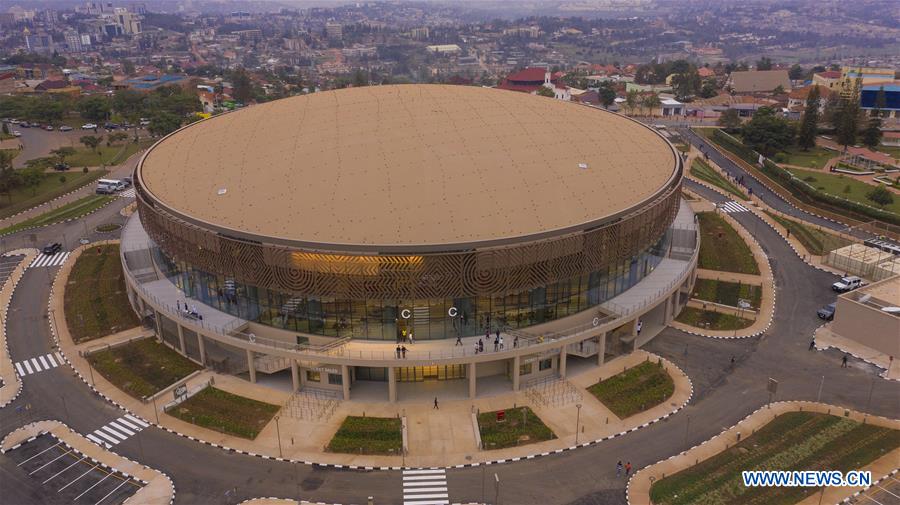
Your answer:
[814,325,900,381]
[627,401,900,505]
[52,241,693,467]
[1,420,173,505]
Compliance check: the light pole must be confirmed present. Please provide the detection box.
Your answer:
[575,403,582,445]
[816,375,825,403]
[151,395,159,424]
[494,473,500,505]
[864,377,875,420]
[274,415,283,458]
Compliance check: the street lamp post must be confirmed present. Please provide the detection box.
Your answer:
[575,403,582,445]
[816,375,825,403]
[274,415,283,458]
[494,473,500,505]
[151,395,159,424]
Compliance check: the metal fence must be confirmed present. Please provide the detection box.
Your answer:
[523,376,583,407]
[281,388,340,422]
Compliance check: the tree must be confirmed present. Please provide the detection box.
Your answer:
[107,132,128,145]
[699,79,718,99]
[229,68,253,104]
[717,109,741,132]
[835,77,864,149]
[352,68,368,87]
[862,114,883,148]
[866,185,894,208]
[1,122,8,135]
[641,93,661,117]
[80,135,102,153]
[788,64,804,80]
[50,147,76,165]
[20,167,43,196]
[756,57,773,71]
[742,107,794,156]
[596,81,616,108]
[796,85,821,150]
[671,70,700,100]
[536,86,555,98]
[773,85,785,95]
[121,59,135,76]
[78,95,111,122]
[147,111,182,136]
[0,150,19,202]
[625,89,639,114]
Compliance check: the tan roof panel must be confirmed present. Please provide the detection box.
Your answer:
[139,84,677,248]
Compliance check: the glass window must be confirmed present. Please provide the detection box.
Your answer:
[519,362,533,376]
[539,358,552,371]
[328,373,343,385]
[306,370,321,382]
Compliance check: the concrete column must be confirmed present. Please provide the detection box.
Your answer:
[341,365,350,401]
[197,334,207,366]
[388,366,397,403]
[559,346,568,378]
[246,349,256,383]
[468,362,477,399]
[291,359,299,392]
[512,356,520,391]
[176,324,186,354]
[598,332,607,366]
[153,311,162,343]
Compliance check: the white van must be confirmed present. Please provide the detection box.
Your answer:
[96,178,125,194]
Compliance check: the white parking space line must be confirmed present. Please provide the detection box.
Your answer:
[28,451,69,475]
[42,456,85,484]
[94,477,131,505]
[58,464,99,492]
[73,472,113,501]
[17,442,63,466]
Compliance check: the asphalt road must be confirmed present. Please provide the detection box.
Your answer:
[0,169,898,504]
[9,125,149,169]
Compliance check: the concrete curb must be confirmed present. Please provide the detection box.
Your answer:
[0,420,175,505]
[841,468,900,504]
[0,193,121,238]
[812,323,900,383]
[46,248,696,472]
[625,400,900,505]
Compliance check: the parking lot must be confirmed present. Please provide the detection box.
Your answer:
[854,475,900,505]
[3,433,143,505]
[0,253,24,285]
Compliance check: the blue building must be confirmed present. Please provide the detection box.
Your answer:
[861,83,900,119]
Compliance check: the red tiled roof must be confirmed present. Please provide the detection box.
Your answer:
[504,67,547,82]
[497,80,542,93]
[816,71,841,79]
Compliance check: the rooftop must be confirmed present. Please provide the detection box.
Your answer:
[138,84,677,249]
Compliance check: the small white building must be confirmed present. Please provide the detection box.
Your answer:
[660,98,685,117]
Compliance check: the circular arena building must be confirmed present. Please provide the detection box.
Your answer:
[122,84,699,400]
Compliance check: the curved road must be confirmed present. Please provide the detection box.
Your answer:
[1,180,898,504]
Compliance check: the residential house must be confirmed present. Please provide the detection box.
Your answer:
[496,67,572,100]
[812,70,842,91]
[726,70,791,94]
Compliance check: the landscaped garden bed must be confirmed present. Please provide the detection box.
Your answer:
[692,278,762,309]
[690,159,749,201]
[697,212,760,275]
[0,169,108,220]
[327,416,403,455]
[87,337,201,399]
[588,360,675,419]
[676,306,753,331]
[763,211,853,255]
[167,386,279,440]
[64,244,140,343]
[478,406,555,449]
[650,411,900,505]
[1,195,113,235]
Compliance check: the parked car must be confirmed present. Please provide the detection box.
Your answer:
[81,123,98,130]
[53,163,70,171]
[121,177,133,187]
[12,131,21,137]
[42,243,62,255]
[58,125,73,132]
[44,125,54,131]
[832,276,865,293]
[139,119,151,126]
[817,303,836,321]
[103,122,119,130]
[19,122,30,128]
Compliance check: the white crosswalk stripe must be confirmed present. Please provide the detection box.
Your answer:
[402,468,449,505]
[89,416,147,449]
[13,353,62,376]
[118,188,136,199]
[28,252,69,269]
[718,201,749,213]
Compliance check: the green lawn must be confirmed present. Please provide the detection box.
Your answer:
[650,411,900,505]
[63,244,140,343]
[676,306,753,331]
[692,278,762,309]
[167,386,279,439]
[690,159,749,200]
[697,212,760,274]
[0,169,107,220]
[0,195,113,235]
[87,338,202,399]
[775,146,836,169]
[65,140,149,167]
[588,361,675,419]
[328,416,403,455]
[785,167,900,215]
[763,211,853,255]
[874,146,900,161]
[478,406,555,450]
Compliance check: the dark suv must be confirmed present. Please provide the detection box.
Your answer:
[42,242,62,255]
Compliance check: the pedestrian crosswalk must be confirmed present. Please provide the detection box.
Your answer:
[118,188,136,199]
[402,468,449,505]
[85,415,148,449]
[718,200,749,213]
[28,252,69,269]
[13,352,64,377]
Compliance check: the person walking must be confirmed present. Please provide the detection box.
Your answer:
[514,336,519,348]
[474,341,479,355]
[809,339,815,351]
[616,461,623,477]
[625,462,632,477]
[401,328,407,343]
[396,345,401,359]
[496,328,500,340]
[401,346,407,359]
[493,338,498,352]
[433,397,439,410]
[499,336,504,350]
[478,338,484,353]
[456,335,462,346]
[842,354,848,368]
[408,330,414,345]
[636,319,643,336]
